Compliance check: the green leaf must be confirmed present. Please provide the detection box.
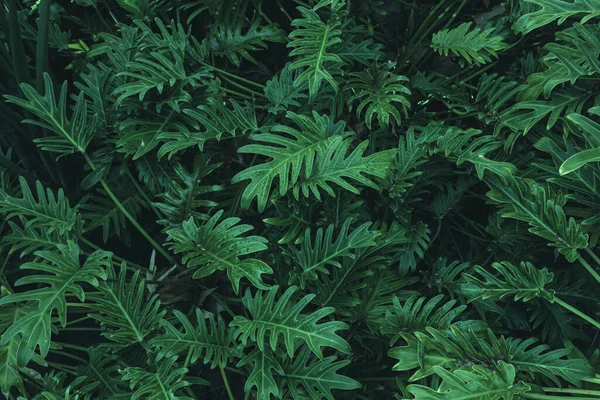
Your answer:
[153,154,223,229]
[264,63,308,114]
[231,285,351,358]
[520,23,600,100]
[0,177,79,236]
[236,347,283,400]
[389,326,593,386]
[485,176,588,262]
[158,98,259,159]
[167,210,272,294]
[121,356,193,400]
[86,263,166,346]
[232,111,394,212]
[346,63,411,129]
[560,147,600,175]
[280,348,361,400]
[0,242,110,365]
[151,309,241,369]
[513,0,600,35]
[378,295,466,341]
[288,220,380,287]
[432,22,508,65]
[461,261,556,303]
[404,361,530,399]
[4,73,96,156]
[287,1,346,102]
[207,19,285,66]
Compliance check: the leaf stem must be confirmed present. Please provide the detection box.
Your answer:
[554,296,600,330]
[578,256,600,285]
[82,153,174,264]
[35,0,51,93]
[220,364,235,400]
[200,61,266,89]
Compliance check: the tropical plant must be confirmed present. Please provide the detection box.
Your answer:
[1,0,600,398]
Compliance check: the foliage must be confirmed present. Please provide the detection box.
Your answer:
[1,0,600,399]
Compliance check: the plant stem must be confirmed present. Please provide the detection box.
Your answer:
[126,169,163,219]
[585,247,600,267]
[36,0,51,93]
[554,297,600,330]
[578,256,600,285]
[200,61,266,89]
[220,364,235,400]
[82,154,174,264]
[80,237,149,270]
[178,347,194,382]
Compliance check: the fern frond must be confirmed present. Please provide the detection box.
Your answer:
[167,210,272,294]
[431,22,508,65]
[231,285,351,358]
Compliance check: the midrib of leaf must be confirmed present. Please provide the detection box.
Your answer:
[44,107,85,153]
[285,371,343,385]
[157,338,231,352]
[299,235,370,276]
[511,359,586,376]
[314,24,331,83]
[155,371,171,399]
[251,320,342,349]
[100,282,145,343]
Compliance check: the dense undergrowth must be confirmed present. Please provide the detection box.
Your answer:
[1,0,600,398]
